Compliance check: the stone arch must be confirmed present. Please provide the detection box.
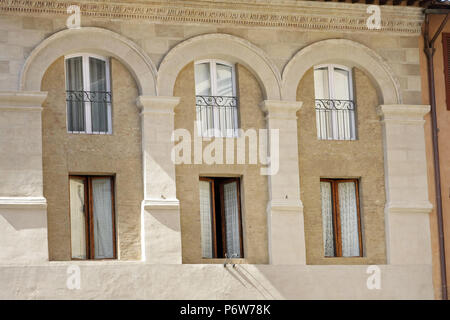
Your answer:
[157,33,282,100]
[20,27,157,95]
[282,39,402,104]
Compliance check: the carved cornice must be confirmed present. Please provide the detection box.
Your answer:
[0,0,424,34]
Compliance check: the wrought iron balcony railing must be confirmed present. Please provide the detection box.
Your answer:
[315,99,355,111]
[315,99,356,141]
[66,90,112,104]
[196,95,239,137]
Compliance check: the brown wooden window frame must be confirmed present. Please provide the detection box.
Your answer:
[443,33,450,111]
[199,177,244,259]
[320,178,363,258]
[68,175,117,260]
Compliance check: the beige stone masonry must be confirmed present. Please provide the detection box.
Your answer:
[260,100,305,265]
[0,90,48,262]
[137,95,182,264]
[378,104,433,265]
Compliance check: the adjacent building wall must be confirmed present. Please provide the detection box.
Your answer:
[420,16,450,300]
[41,57,143,260]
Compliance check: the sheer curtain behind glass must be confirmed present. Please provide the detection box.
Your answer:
[338,182,360,257]
[92,178,114,259]
[195,63,212,136]
[314,67,331,139]
[66,57,85,132]
[320,181,335,257]
[69,178,87,259]
[223,181,241,258]
[216,63,235,137]
[333,67,353,140]
[199,180,213,258]
[89,57,108,133]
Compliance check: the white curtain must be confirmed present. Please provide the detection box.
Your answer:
[333,67,353,140]
[65,57,85,132]
[69,178,87,259]
[92,178,114,259]
[199,180,213,258]
[89,57,108,133]
[216,63,235,137]
[194,63,212,136]
[223,181,241,258]
[338,182,360,257]
[320,181,335,257]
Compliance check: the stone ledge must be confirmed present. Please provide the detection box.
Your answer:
[0,197,47,209]
[386,201,433,214]
[268,199,303,213]
[0,91,47,110]
[377,104,431,121]
[260,100,303,119]
[142,198,180,210]
[137,96,180,115]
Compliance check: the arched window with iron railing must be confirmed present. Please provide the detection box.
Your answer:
[194,59,238,138]
[314,64,356,140]
[65,53,112,134]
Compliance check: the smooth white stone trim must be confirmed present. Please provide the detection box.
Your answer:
[0,197,47,209]
[0,91,48,111]
[142,199,180,210]
[137,96,180,115]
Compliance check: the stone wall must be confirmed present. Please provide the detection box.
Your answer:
[41,57,143,260]
[297,68,387,265]
[174,63,269,264]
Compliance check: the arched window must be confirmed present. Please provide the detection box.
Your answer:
[194,60,238,137]
[65,53,112,134]
[314,64,356,140]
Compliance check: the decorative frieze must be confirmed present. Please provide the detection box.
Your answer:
[0,0,423,34]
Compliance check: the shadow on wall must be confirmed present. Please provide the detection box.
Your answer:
[0,208,47,230]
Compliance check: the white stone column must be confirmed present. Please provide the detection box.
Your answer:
[0,91,48,263]
[378,104,433,265]
[137,96,182,264]
[260,100,306,265]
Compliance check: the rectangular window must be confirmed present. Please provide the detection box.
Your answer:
[69,175,116,260]
[194,60,239,138]
[320,178,363,257]
[314,64,356,140]
[65,54,112,134]
[199,177,244,259]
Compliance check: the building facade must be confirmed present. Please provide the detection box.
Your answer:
[0,0,436,299]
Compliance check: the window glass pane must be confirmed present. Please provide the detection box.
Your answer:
[333,67,351,100]
[194,63,212,96]
[314,67,330,99]
[89,57,109,133]
[338,182,360,257]
[216,63,233,96]
[65,57,85,132]
[199,180,214,258]
[223,181,241,258]
[69,177,87,259]
[92,178,114,259]
[320,181,335,257]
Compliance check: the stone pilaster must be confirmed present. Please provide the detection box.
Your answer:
[0,91,48,262]
[260,100,306,265]
[378,104,432,265]
[137,96,182,264]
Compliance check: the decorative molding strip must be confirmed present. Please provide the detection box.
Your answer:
[0,197,47,209]
[386,201,433,214]
[377,104,431,123]
[142,198,180,210]
[0,91,47,111]
[268,199,303,213]
[0,0,423,34]
[260,100,303,120]
[137,96,180,115]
